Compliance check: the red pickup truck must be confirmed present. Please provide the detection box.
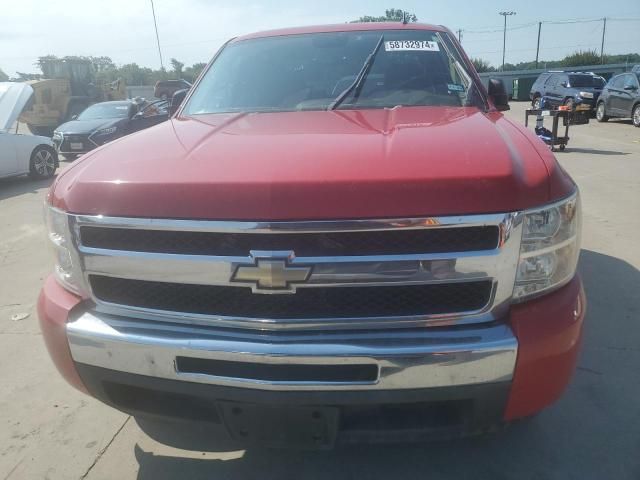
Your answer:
[39,22,585,448]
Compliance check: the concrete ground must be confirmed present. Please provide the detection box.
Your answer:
[1,102,639,479]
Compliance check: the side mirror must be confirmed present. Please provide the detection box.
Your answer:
[560,81,567,87]
[132,111,144,119]
[487,78,510,111]
[169,89,188,116]
[624,85,637,91]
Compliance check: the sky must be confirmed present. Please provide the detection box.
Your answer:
[1,0,639,77]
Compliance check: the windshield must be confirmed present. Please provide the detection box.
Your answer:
[569,75,605,88]
[77,103,130,120]
[185,29,484,115]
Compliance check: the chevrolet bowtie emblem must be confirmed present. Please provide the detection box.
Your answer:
[231,251,312,294]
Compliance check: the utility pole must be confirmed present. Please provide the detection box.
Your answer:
[499,11,516,71]
[150,0,164,70]
[535,22,542,69]
[600,17,607,65]
[457,29,462,43]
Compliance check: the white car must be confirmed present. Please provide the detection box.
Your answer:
[0,82,58,180]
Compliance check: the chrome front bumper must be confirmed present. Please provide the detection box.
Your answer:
[67,312,518,392]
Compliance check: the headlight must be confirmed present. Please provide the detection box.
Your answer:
[94,126,117,136]
[513,191,581,301]
[579,91,594,99]
[44,204,82,294]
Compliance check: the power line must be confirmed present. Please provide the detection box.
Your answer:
[466,39,636,57]
[460,14,639,65]
[464,22,537,34]
[545,18,602,25]
[459,16,640,35]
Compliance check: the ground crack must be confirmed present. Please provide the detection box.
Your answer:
[79,416,131,480]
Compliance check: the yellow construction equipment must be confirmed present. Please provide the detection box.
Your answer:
[19,58,126,136]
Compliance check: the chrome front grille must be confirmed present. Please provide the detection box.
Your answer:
[78,225,500,256]
[89,276,494,319]
[68,213,523,331]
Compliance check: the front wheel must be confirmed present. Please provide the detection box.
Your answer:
[632,104,640,128]
[29,145,58,179]
[596,102,609,122]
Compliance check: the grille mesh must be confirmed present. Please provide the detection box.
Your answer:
[58,134,90,150]
[90,275,492,319]
[80,225,499,257]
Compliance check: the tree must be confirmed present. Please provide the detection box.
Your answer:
[91,56,116,72]
[183,62,207,83]
[562,49,602,67]
[353,8,417,23]
[36,55,60,74]
[0,68,8,81]
[607,53,640,65]
[471,58,495,73]
[170,58,184,77]
[117,63,154,86]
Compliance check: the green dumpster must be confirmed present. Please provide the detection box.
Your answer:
[512,77,536,101]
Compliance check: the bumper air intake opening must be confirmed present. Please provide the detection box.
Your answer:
[175,357,379,383]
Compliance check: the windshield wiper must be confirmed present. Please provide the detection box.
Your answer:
[328,34,384,110]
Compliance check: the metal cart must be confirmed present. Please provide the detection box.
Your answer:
[525,108,590,152]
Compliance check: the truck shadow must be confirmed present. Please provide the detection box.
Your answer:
[132,249,640,480]
[605,119,634,126]
[0,175,57,202]
[567,147,629,156]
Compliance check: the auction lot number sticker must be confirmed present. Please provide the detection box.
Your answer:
[384,40,440,52]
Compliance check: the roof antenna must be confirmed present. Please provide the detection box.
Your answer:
[402,10,408,24]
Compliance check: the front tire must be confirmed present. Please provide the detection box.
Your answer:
[596,102,609,122]
[633,104,640,128]
[29,145,58,179]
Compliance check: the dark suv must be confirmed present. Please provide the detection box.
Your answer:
[595,68,640,127]
[530,72,605,110]
[154,79,192,100]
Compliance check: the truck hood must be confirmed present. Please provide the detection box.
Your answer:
[52,106,574,220]
[0,82,33,131]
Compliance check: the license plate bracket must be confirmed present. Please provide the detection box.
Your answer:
[70,142,83,150]
[219,402,339,449]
